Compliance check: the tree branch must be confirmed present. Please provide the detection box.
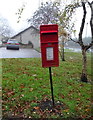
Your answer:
[78,2,87,47]
[88,2,93,44]
[69,37,79,43]
[83,1,93,51]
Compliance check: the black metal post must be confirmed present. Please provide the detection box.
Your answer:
[49,67,55,106]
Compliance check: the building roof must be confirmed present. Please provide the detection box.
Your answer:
[11,26,39,38]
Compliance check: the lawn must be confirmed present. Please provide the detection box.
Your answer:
[2,52,92,119]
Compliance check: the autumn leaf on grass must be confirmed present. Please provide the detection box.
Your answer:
[19,94,24,98]
[7,91,15,96]
[63,109,70,115]
[84,105,91,112]
[29,88,33,92]
[63,109,69,112]
[61,95,65,99]
[32,74,37,77]
[80,84,84,87]
[85,108,90,112]
[78,92,81,96]
[59,93,65,99]
[76,98,81,101]
[20,84,25,88]
[34,106,40,110]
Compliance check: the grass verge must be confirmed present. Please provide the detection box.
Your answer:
[2,52,92,119]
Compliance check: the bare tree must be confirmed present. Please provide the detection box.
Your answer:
[70,1,93,82]
[28,2,61,28]
[0,16,13,37]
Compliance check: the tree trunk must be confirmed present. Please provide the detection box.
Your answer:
[59,46,65,61]
[81,48,88,82]
[61,39,65,61]
[60,37,65,61]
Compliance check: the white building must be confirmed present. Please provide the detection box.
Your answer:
[11,26,40,48]
[0,34,4,42]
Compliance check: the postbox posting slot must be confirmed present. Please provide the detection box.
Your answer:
[41,30,57,34]
[48,43,52,46]
[40,31,58,43]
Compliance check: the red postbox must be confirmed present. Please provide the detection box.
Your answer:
[40,24,59,67]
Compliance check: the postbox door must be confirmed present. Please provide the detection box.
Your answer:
[41,43,59,67]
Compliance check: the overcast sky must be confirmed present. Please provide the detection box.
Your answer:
[0,0,92,37]
[0,0,51,31]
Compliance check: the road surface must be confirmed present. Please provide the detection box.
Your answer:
[0,47,41,58]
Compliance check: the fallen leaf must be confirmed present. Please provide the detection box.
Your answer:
[63,109,69,112]
[85,108,90,112]
[76,98,80,101]
[34,107,39,110]
[29,88,33,92]
[20,84,25,88]
[32,74,37,77]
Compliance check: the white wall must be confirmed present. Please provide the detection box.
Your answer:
[13,27,40,48]
[0,35,3,42]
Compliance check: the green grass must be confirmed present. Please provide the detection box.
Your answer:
[2,52,92,119]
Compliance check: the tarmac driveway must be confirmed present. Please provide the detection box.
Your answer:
[0,47,41,58]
